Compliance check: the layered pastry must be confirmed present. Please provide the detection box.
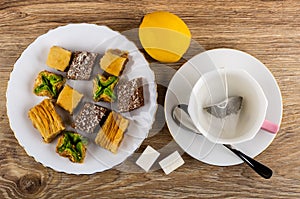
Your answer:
[56,131,87,163]
[46,46,72,71]
[33,70,66,99]
[117,77,144,112]
[95,112,129,154]
[100,49,128,77]
[56,84,83,114]
[28,99,65,143]
[67,51,98,80]
[74,102,109,134]
[93,74,118,102]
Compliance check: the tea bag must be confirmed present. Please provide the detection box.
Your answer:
[197,68,244,140]
[204,68,243,118]
[204,96,243,118]
[203,96,243,140]
[203,67,243,140]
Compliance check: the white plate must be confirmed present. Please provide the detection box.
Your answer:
[165,48,282,166]
[6,24,157,174]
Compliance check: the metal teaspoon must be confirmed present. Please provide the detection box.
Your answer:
[172,104,273,179]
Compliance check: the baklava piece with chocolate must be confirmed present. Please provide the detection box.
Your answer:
[28,99,65,143]
[117,77,144,112]
[95,112,129,154]
[100,49,128,77]
[74,102,109,134]
[33,70,66,99]
[67,51,98,80]
[46,46,72,72]
[93,74,118,103]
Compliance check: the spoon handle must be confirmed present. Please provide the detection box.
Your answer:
[224,145,273,179]
[176,104,273,179]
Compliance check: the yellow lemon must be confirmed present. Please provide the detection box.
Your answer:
[139,11,191,63]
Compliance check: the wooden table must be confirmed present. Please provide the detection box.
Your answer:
[1,0,299,198]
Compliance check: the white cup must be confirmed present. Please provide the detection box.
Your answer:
[188,68,268,144]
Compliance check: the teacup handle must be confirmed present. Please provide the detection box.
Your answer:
[261,120,279,134]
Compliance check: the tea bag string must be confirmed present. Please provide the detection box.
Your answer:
[217,68,228,109]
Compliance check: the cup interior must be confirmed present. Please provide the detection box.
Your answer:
[188,68,268,144]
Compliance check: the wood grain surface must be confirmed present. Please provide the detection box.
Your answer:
[1,0,300,198]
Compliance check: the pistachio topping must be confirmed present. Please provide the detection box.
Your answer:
[93,74,118,102]
[33,71,65,98]
[56,131,87,163]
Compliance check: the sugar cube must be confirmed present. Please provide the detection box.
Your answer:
[159,151,184,175]
[136,146,160,172]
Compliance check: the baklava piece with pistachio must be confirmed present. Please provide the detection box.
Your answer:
[33,70,66,99]
[93,74,118,103]
[56,131,87,163]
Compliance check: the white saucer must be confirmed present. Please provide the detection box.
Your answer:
[164,48,282,166]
